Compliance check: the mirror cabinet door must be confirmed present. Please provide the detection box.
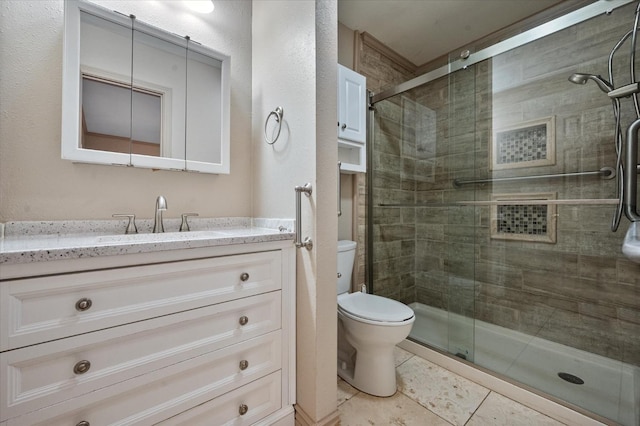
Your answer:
[185,47,228,173]
[62,6,133,166]
[62,0,230,174]
[130,25,187,171]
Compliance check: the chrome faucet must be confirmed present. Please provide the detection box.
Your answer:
[153,195,167,233]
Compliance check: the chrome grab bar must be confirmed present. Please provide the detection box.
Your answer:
[453,167,615,187]
[338,161,342,217]
[295,183,313,250]
[625,119,640,221]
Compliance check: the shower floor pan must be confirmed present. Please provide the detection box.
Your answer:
[408,302,639,426]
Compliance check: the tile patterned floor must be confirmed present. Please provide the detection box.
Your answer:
[337,346,567,426]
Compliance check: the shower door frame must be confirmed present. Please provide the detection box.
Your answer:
[369,0,635,106]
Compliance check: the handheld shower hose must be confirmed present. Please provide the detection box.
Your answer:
[568,2,640,231]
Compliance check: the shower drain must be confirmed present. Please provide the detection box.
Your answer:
[557,372,584,385]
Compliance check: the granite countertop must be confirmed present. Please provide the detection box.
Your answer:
[0,218,295,265]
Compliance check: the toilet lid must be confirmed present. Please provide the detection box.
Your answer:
[338,292,414,323]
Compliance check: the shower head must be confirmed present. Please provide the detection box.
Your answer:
[568,73,614,93]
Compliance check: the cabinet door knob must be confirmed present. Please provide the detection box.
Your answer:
[76,421,90,426]
[239,316,249,326]
[341,123,347,130]
[73,360,91,375]
[240,272,250,282]
[239,404,249,415]
[75,298,92,312]
[239,359,249,370]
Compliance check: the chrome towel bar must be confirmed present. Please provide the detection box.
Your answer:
[338,161,342,217]
[295,183,313,250]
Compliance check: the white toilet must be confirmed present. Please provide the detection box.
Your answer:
[337,240,415,397]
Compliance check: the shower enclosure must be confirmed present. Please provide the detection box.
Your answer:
[366,1,640,424]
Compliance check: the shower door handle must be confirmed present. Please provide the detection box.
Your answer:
[625,119,640,221]
[295,183,313,250]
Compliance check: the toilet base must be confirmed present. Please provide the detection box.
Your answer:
[337,319,399,397]
[336,292,415,398]
[337,346,398,397]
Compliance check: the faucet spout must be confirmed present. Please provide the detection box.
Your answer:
[153,195,167,233]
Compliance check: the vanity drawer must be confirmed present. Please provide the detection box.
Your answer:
[0,250,282,350]
[5,333,282,425]
[1,291,281,421]
[159,371,282,426]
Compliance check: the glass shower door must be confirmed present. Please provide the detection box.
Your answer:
[369,61,478,362]
[442,57,477,362]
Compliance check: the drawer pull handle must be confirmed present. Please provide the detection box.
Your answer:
[73,360,91,375]
[239,404,249,416]
[240,272,250,282]
[75,298,92,312]
[239,316,249,326]
[239,359,249,370]
[76,422,90,426]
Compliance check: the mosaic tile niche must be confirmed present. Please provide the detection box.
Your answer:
[491,116,555,170]
[490,193,557,243]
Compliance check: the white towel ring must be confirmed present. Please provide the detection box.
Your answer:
[264,106,284,145]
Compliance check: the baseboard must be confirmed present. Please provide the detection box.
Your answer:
[398,339,615,426]
[258,407,295,425]
[294,404,340,426]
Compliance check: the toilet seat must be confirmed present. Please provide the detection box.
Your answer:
[338,292,414,323]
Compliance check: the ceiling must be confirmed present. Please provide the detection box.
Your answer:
[338,0,566,66]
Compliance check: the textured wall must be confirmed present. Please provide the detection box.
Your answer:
[252,0,339,422]
[0,0,252,222]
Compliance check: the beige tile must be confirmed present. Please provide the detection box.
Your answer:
[338,388,452,426]
[467,392,566,426]
[397,356,490,426]
[338,377,359,406]
[394,345,414,366]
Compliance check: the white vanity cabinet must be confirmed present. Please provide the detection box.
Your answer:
[0,241,296,425]
[337,64,367,173]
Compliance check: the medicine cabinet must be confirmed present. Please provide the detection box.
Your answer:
[61,0,230,174]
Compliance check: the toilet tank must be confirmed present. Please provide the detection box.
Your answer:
[337,240,357,295]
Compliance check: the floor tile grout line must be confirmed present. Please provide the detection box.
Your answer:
[394,368,465,426]
[338,345,578,426]
[463,390,492,426]
[393,383,457,426]
[394,353,415,368]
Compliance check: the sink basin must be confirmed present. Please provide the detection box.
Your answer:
[622,222,640,263]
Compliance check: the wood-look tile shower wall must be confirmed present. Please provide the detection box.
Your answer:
[357,3,640,366]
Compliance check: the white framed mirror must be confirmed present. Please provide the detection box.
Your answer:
[61,0,230,174]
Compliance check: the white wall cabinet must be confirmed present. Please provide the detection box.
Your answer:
[337,64,366,144]
[0,241,296,425]
[338,64,367,173]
